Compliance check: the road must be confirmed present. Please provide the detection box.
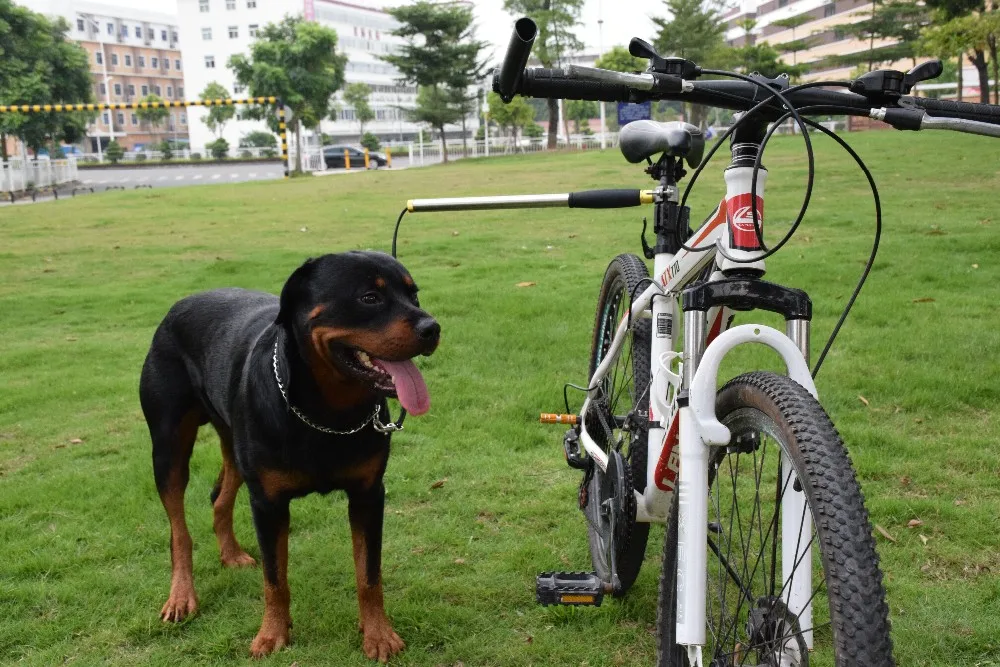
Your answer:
[78,162,287,189]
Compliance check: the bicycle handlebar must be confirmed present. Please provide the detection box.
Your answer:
[492,17,1000,131]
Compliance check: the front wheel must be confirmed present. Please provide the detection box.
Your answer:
[657,371,894,666]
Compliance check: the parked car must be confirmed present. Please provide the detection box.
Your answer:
[323,144,387,169]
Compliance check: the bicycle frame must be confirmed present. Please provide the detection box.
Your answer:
[578,160,818,660]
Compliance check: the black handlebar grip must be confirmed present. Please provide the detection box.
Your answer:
[568,189,650,208]
[911,96,1000,126]
[496,18,537,102]
[516,68,633,102]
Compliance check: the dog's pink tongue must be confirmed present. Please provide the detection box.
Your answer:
[373,358,430,415]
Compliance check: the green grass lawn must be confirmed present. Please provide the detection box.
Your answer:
[2,130,999,666]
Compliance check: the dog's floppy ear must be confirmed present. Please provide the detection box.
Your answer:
[276,257,318,327]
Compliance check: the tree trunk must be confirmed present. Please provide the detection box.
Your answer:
[990,35,999,105]
[461,113,468,157]
[971,49,990,103]
[957,52,964,101]
[295,119,304,172]
[0,134,7,160]
[439,125,448,163]
[546,98,558,149]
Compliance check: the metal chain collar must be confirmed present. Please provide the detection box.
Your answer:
[272,341,403,435]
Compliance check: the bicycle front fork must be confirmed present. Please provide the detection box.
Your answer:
[674,314,815,657]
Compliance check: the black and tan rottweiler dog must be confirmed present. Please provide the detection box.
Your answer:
[139,251,438,661]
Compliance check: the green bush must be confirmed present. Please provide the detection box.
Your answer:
[262,148,276,158]
[160,141,173,161]
[239,130,277,148]
[191,152,202,161]
[240,150,251,158]
[524,123,544,139]
[135,153,147,162]
[105,140,124,164]
[361,132,380,151]
[208,138,229,160]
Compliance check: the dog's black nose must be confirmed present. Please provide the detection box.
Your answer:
[415,317,440,344]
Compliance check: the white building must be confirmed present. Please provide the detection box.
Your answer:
[177,0,444,153]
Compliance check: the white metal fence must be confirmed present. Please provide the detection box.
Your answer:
[78,145,280,163]
[1,158,79,193]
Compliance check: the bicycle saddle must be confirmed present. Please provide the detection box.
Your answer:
[619,120,705,168]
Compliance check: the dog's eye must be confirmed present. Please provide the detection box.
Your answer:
[360,292,382,306]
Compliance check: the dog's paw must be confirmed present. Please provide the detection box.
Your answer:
[220,550,257,568]
[160,586,198,622]
[249,627,289,658]
[362,623,405,663]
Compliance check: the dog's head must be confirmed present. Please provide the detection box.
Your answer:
[276,251,439,415]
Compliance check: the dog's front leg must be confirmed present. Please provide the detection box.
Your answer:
[248,495,292,658]
[348,481,405,663]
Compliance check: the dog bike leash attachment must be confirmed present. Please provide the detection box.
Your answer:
[405,189,656,213]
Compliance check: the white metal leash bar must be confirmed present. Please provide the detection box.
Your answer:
[271,341,402,435]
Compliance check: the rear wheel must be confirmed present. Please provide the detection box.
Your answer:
[585,253,652,595]
[657,371,894,666]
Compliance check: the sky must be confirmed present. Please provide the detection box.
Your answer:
[88,0,664,64]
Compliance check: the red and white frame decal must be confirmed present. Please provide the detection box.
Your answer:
[726,193,765,251]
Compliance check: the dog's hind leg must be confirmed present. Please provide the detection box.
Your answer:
[210,430,256,568]
[141,346,207,623]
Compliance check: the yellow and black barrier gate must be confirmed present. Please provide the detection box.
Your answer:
[0,96,290,178]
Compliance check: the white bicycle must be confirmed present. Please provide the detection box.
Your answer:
[397,17,1000,666]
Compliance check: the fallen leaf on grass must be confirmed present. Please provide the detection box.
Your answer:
[69,438,83,444]
[454,558,466,565]
[954,498,967,506]
[972,263,979,269]
[919,534,929,545]
[568,234,577,238]
[907,519,923,528]
[914,417,924,424]
[560,553,571,567]
[911,297,935,303]
[900,476,911,487]
[516,281,536,288]
[65,336,78,342]
[430,478,447,490]
[874,524,896,543]
[858,395,870,407]
[451,231,460,236]
[525,635,533,644]
[54,444,66,449]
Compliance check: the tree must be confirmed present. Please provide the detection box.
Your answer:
[923,0,991,103]
[240,130,277,148]
[381,1,488,162]
[135,94,169,133]
[564,99,598,134]
[229,16,347,172]
[342,83,375,141]
[652,0,726,127]
[105,139,123,164]
[486,91,534,148]
[199,82,236,138]
[208,137,229,159]
[770,14,815,66]
[0,1,95,157]
[833,0,929,71]
[504,0,585,148]
[595,45,646,73]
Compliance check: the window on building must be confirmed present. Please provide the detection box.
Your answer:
[154,85,161,95]
[113,83,121,95]
[172,32,178,42]
[226,0,235,8]
[167,86,173,97]
[248,24,259,37]
[135,25,141,38]
[202,27,212,40]
[178,86,184,97]
[116,111,124,126]
[124,54,132,66]
[152,57,159,68]
[121,25,128,38]
[175,59,182,70]
[228,25,238,38]
[164,59,170,70]
[138,55,145,67]
[200,0,210,11]
[778,0,788,6]
[205,55,215,68]
[102,112,109,124]
[181,112,187,125]
[247,0,256,7]
[131,113,138,126]
[141,84,148,95]
[77,18,84,31]
[99,82,106,95]
[95,51,103,64]
[111,53,118,65]
[128,84,135,95]
[107,22,113,35]
[824,2,836,16]
[161,29,167,40]
[147,28,154,40]
[234,82,245,94]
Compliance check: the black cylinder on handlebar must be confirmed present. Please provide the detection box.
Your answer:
[495,18,537,102]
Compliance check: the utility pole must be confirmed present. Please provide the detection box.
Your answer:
[90,18,114,159]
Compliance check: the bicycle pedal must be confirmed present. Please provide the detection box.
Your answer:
[536,571,607,606]
[562,428,588,470]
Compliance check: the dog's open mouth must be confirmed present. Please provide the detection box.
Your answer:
[339,348,430,415]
